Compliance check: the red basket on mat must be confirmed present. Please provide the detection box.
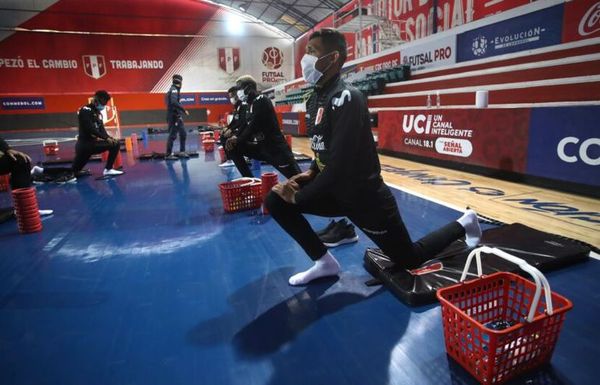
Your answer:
[0,174,9,192]
[436,247,572,385]
[43,140,59,155]
[219,178,262,213]
[202,139,215,152]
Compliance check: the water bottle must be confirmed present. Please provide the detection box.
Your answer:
[436,91,441,108]
[426,94,432,109]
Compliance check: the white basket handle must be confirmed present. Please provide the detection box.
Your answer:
[460,246,554,322]
[231,177,261,187]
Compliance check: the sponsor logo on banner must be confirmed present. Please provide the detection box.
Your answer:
[579,1,600,36]
[471,35,488,56]
[401,113,474,157]
[557,137,600,166]
[527,107,599,187]
[179,93,197,106]
[563,0,600,42]
[435,138,473,157]
[199,93,229,105]
[261,47,285,83]
[282,112,300,135]
[218,47,240,74]
[262,47,283,70]
[457,5,564,62]
[0,97,45,110]
[82,55,107,79]
[378,109,530,172]
[400,35,456,71]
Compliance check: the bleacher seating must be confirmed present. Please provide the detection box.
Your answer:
[368,38,600,110]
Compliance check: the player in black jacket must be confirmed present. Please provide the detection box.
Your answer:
[221,86,247,148]
[225,75,300,179]
[266,29,482,285]
[165,74,189,160]
[72,90,123,176]
[0,136,34,189]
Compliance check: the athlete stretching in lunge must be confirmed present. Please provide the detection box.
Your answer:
[266,29,482,285]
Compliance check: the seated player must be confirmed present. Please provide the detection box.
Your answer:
[72,90,123,176]
[225,75,301,179]
[265,29,482,286]
[0,137,53,219]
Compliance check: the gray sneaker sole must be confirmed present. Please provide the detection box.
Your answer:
[322,235,359,248]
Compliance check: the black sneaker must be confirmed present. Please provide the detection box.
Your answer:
[315,219,341,236]
[319,221,359,247]
[165,153,178,161]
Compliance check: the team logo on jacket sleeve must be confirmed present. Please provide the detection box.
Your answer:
[332,90,351,108]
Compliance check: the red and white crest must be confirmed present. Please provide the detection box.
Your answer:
[82,55,107,79]
[218,48,240,74]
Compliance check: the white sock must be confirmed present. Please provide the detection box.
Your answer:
[288,251,341,286]
[457,209,482,248]
[31,165,44,175]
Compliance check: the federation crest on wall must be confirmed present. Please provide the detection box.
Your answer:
[82,55,107,79]
[218,48,241,74]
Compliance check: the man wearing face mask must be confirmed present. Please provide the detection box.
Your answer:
[221,86,247,147]
[72,90,123,176]
[225,75,300,179]
[165,74,190,160]
[266,29,482,286]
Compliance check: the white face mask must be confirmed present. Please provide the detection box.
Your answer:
[301,54,322,85]
[301,52,336,85]
[230,97,237,105]
[237,89,247,102]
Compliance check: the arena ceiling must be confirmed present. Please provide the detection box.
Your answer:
[208,0,352,38]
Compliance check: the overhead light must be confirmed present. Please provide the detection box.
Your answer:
[239,3,248,12]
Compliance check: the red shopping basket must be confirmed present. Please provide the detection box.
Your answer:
[219,178,262,213]
[437,246,572,385]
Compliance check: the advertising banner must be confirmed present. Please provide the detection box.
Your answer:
[0,0,294,93]
[527,106,600,187]
[198,93,229,105]
[400,35,456,72]
[281,112,307,135]
[0,97,45,110]
[179,93,197,106]
[457,4,564,62]
[378,108,530,172]
[562,0,600,43]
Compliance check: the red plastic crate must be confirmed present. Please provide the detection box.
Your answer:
[437,247,572,384]
[0,173,10,192]
[219,178,262,213]
[203,139,215,152]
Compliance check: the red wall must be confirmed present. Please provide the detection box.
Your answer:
[0,0,218,93]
